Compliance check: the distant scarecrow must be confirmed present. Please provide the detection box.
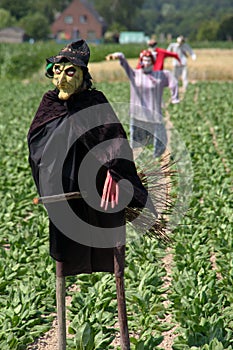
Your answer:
[136,39,181,71]
[106,50,180,158]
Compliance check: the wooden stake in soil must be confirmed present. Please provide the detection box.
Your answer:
[114,246,130,350]
[56,262,66,350]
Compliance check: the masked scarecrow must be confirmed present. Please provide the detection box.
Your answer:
[27,39,158,276]
[27,40,164,349]
[106,50,180,158]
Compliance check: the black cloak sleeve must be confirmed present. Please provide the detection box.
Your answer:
[28,88,154,276]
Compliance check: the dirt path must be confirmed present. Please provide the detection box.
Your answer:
[159,249,177,349]
[27,284,77,350]
[157,101,181,349]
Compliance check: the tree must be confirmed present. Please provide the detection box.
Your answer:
[29,0,73,24]
[92,0,142,30]
[0,0,31,20]
[0,8,16,29]
[0,0,72,24]
[196,20,219,41]
[19,12,50,40]
[0,0,232,42]
[161,3,176,17]
[133,9,162,35]
[217,15,233,40]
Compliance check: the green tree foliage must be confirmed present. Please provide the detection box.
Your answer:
[0,0,71,23]
[92,0,233,40]
[91,0,142,30]
[139,0,233,40]
[19,13,50,40]
[0,8,16,29]
[196,21,219,41]
[133,9,162,35]
[29,0,73,23]
[161,3,176,17]
[0,0,31,20]
[0,0,232,41]
[217,15,233,40]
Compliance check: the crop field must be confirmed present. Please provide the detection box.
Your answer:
[0,44,232,350]
[89,49,233,83]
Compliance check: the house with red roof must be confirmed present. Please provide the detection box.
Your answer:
[51,0,107,43]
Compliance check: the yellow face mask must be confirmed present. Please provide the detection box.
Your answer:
[52,62,84,100]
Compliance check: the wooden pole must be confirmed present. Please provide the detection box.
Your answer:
[114,246,130,350]
[33,191,83,204]
[56,262,66,350]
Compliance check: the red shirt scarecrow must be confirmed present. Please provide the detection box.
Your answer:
[136,39,181,71]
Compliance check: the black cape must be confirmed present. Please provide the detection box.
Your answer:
[28,88,153,276]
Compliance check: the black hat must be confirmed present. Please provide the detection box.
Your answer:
[46,39,90,78]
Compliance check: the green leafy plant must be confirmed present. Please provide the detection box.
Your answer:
[0,73,232,349]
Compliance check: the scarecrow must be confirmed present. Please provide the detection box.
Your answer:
[136,39,181,71]
[167,36,197,91]
[28,40,168,350]
[106,50,180,159]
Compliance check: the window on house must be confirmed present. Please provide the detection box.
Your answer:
[79,15,87,23]
[64,16,73,24]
